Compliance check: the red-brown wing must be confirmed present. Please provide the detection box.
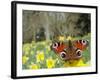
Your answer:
[56,44,67,53]
[73,40,88,51]
[51,42,67,54]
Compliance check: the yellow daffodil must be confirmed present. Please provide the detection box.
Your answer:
[36,51,45,62]
[58,36,65,41]
[22,56,29,64]
[46,58,55,68]
[66,36,73,41]
[63,59,87,67]
[76,59,87,66]
[29,64,38,69]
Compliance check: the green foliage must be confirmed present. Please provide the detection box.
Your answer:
[22,34,91,69]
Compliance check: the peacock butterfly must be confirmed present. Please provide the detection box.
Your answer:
[51,40,88,61]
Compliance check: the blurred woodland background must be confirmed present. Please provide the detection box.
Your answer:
[23,10,90,43]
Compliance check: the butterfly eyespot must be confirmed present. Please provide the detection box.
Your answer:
[76,49,82,57]
[52,42,58,49]
[60,51,67,60]
[82,40,87,45]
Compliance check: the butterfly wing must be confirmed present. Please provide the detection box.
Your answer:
[73,40,88,51]
[51,42,67,54]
